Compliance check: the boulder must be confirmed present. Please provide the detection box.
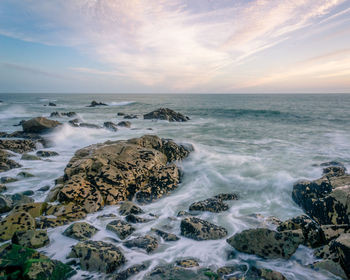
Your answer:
[68,241,125,273]
[17,171,34,178]
[144,108,190,122]
[0,195,13,213]
[0,139,37,153]
[0,176,18,184]
[36,150,59,157]
[144,264,214,280]
[125,214,152,223]
[152,228,180,241]
[11,202,47,218]
[176,258,199,268]
[124,114,138,119]
[87,100,108,107]
[320,224,350,243]
[0,149,21,172]
[117,121,131,128]
[63,222,98,241]
[119,201,143,216]
[112,264,147,280]
[180,217,228,240]
[227,228,303,259]
[104,121,118,132]
[0,211,36,241]
[189,198,229,213]
[12,229,49,249]
[21,153,41,160]
[106,220,135,240]
[48,102,56,106]
[22,117,61,133]
[329,233,350,278]
[123,235,159,253]
[214,193,239,201]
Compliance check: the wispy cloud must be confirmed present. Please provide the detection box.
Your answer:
[1,62,65,79]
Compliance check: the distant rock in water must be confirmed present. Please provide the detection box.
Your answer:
[87,100,108,107]
[103,122,118,132]
[117,121,131,128]
[48,102,56,106]
[13,120,25,127]
[50,111,77,118]
[22,117,61,133]
[68,119,101,129]
[144,108,190,122]
[123,114,138,119]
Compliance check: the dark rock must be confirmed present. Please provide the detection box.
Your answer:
[329,233,350,278]
[152,228,180,241]
[48,102,56,106]
[321,224,350,243]
[123,235,158,253]
[320,161,344,167]
[125,214,152,223]
[13,120,26,127]
[176,258,199,268]
[177,210,192,217]
[63,222,99,241]
[38,185,50,192]
[0,195,13,213]
[106,220,135,240]
[0,176,18,184]
[309,259,347,279]
[180,217,228,240]
[119,201,143,216]
[10,193,34,205]
[0,184,7,193]
[0,139,37,153]
[144,108,190,122]
[144,264,214,280]
[12,229,49,248]
[124,114,138,119]
[21,190,35,196]
[227,228,303,259]
[22,117,61,133]
[323,166,346,177]
[87,100,108,107]
[104,121,118,131]
[36,150,59,157]
[117,121,131,128]
[17,171,35,178]
[0,149,21,172]
[189,198,229,213]
[68,240,125,273]
[50,111,77,118]
[68,118,81,127]
[214,193,239,201]
[117,112,125,116]
[21,153,41,160]
[112,264,147,280]
[0,211,35,241]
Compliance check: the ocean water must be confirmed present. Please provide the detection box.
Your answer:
[1,93,350,279]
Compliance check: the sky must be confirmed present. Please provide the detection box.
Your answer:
[0,0,350,94]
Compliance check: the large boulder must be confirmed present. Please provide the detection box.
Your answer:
[292,167,350,225]
[0,139,37,153]
[63,222,99,241]
[226,228,303,259]
[54,135,192,212]
[68,240,125,273]
[0,211,36,241]
[22,117,61,133]
[180,217,228,240]
[144,108,190,122]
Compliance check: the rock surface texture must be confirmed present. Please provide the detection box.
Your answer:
[144,108,190,122]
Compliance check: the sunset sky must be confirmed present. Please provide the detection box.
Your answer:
[0,0,349,93]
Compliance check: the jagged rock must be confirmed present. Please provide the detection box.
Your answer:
[0,139,37,153]
[0,243,75,279]
[0,149,21,172]
[180,217,228,240]
[63,222,98,241]
[0,195,13,213]
[144,264,213,280]
[329,233,350,278]
[55,135,192,212]
[144,108,190,122]
[227,228,303,259]
[0,211,35,241]
[12,229,49,249]
[36,150,59,157]
[106,220,135,240]
[321,224,350,243]
[21,153,41,160]
[48,102,56,106]
[119,201,143,216]
[152,228,179,241]
[123,235,158,253]
[214,193,239,201]
[50,111,77,118]
[125,214,151,223]
[87,100,108,107]
[22,117,61,133]
[117,121,131,128]
[104,122,118,132]
[112,264,147,280]
[68,240,125,273]
[189,198,229,213]
[0,176,18,183]
[176,258,199,268]
[124,114,138,119]
[11,202,48,218]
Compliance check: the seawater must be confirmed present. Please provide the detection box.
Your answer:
[1,93,350,280]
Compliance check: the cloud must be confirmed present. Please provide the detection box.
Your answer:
[1,62,65,79]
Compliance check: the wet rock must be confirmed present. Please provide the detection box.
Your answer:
[35,216,69,229]
[38,185,50,192]
[63,222,99,241]
[323,166,346,177]
[144,264,213,280]
[321,224,350,243]
[68,240,125,273]
[277,215,323,248]
[177,210,192,217]
[144,108,190,122]
[117,112,125,116]
[97,213,117,220]
[22,117,61,133]
[189,198,229,213]
[216,264,248,278]
[160,138,193,162]
[79,123,102,129]
[180,217,228,240]
[0,139,37,153]
[0,176,18,184]
[0,195,13,213]
[50,111,77,118]
[152,228,180,241]
[0,211,36,241]
[106,220,135,240]
[214,193,239,201]
[112,263,147,280]
[124,235,158,253]
[125,214,151,223]
[21,153,41,160]
[13,120,26,127]
[48,102,56,106]
[12,202,48,218]
[12,229,49,248]
[0,149,21,172]
[87,100,108,107]
[21,190,35,196]
[320,161,344,167]
[45,202,87,222]
[68,118,81,127]
[0,243,75,279]
[17,171,35,178]
[0,184,6,193]
[117,121,131,128]
[246,266,287,280]
[10,193,34,205]
[176,258,199,268]
[124,114,138,119]
[36,150,59,157]
[104,121,118,131]
[309,259,347,279]
[329,233,350,278]
[119,201,144,216]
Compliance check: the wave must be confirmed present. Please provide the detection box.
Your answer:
[0,105,28,120]
[108,101,136,106]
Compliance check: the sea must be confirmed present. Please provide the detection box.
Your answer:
[0,93,349,279]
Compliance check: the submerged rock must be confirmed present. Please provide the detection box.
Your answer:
[189,198,229,213]
[152,228,180,241]
[124,114,138,119]
[180,217,228,240]
[104,121,118,131]
[0,176,18,184]
[106,220,135,240]
[87,100,108,107]
[36,150,59,157]
[12,229,49,249]
[214,193,239,201]
[123,235,159,253]
[144,108,190,122]
[68,240,125,273]
[22,117,61,133]
[50,111,77,118]
[17,171,35,178]
[48,102,56,106]
[63,222,99,241]
[125,214,152,223]
[117,121,131,128]
[21,153,41,160]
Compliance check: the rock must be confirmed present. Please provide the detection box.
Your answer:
[123,235,158,253]
[117,121,131,128]
[125,214,152,223]
[176,258,199,268]
[11,202,47,218]
[10,193,34,205]
[35,216,69,229]
[38,185,50,192]
[0,184,6,193]
[44,184,63,202]
[189,198,229,213]
[0,211,35,241]
[214,193,239,201]
[246,266,287,280]
[45,202,87,222]
[124,114,138,119]
[320,161,344,167]
[321,224,350,243]
[292,171,350,225]
[50,111,77,118]
[21,190,35,196]
[17,171,35,178]
[323,166,346,177]
[22,117,61,133]
[48,102,56,106]
[79,123,102,129]
[21,153,41,160]
[0,243,75,279]
[36,150,59,157]
[104,121,118,132]
[119,201,144,216]
[106,220,135,240]
[145,264,213,280]
[63,222,99,241]
[217,264,248,278]
[13,120,26,127]
[87,100,108,107]
[160,138,193,162]
[0,149,21,172]
[180,217,228,240]
[55,135,191,212]
[68,118,81,127]
[68,240,125,273]
[0,176,18,184]
[0,195,13,213]
[227,228,303,259]
[112,264,147,280]
[117,112,125,116]
[277,215,323,248]
[0,139,37,153]
[144,108,190,122]
[177,210,192,217]
[12,229,49,248]
[329,233,350,278]
[152,228,180,241]
[97,213,117,220]
[309,259,347,279]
